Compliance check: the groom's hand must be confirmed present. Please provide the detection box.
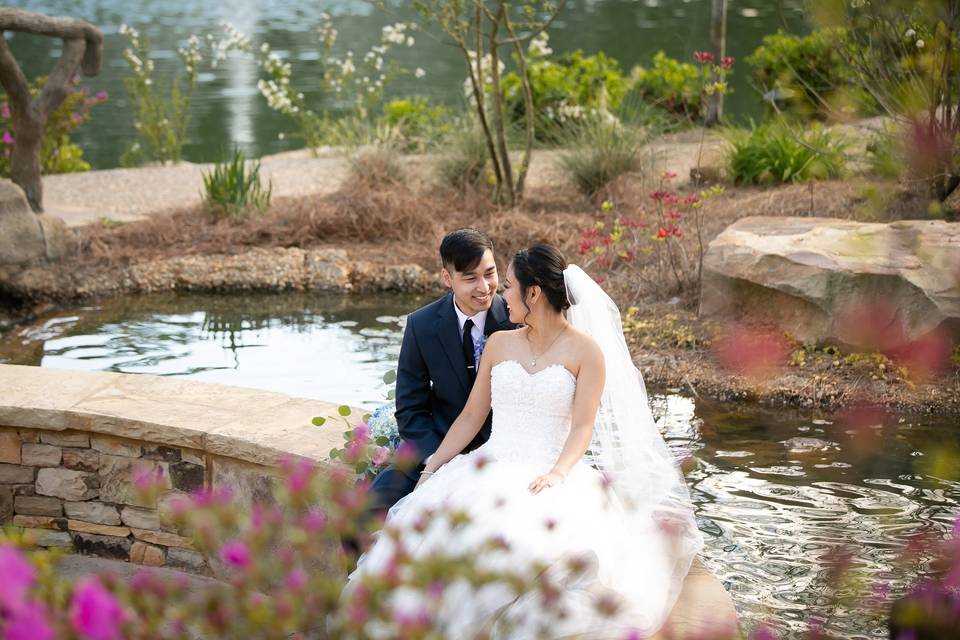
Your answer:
[529,471,565,495]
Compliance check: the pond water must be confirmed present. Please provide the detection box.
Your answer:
[1,290,958,638]
[9,0,806,169]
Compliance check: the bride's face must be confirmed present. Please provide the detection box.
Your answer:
[442,249,498,316]
[502,263,530,324]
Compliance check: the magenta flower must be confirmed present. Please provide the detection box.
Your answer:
[353,423,370,445]
[2,130,13,145]
[71,112,83,125]
[6,601,55,640]
[95,91,109,101]
[220,539,251,569]
[69,577,127,640]
[1,104,9,118]
[132,465,165,492]
[282,456,317,494]
[302,509,327,532]
[191,485,233,507]
[0,544,36,611]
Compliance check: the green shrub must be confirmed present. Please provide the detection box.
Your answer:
[501,50,628,141]
[725,122,848,185]
[626,51,703,122]
[0,75,105,177]
[382,97,449,152]
[435,121,489,189]
[202,148,272,219]
[559,117,650,197]
[746,29,875,120]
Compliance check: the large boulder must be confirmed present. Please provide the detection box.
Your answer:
[700,216,960,347]
[0,180,68,271]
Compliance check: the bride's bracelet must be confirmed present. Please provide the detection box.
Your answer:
[420,470,435,476]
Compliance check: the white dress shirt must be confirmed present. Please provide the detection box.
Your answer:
[453,299,487,345]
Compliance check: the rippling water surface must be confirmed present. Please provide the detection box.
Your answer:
[1,291,957,638]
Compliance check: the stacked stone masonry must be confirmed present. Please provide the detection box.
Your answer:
[0,426,209,573]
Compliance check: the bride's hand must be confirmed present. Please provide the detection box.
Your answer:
[528,470,565,495]
[414,469,435,491]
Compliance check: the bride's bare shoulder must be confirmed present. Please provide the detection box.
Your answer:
[484,328,524,353]
[566,326,604,365]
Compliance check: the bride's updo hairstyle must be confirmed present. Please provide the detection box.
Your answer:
[510,244,571,322]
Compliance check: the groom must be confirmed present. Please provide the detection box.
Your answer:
[369,228,514,512]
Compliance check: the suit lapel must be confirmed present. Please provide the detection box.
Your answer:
[436,294,470,393]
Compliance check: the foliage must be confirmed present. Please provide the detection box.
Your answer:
[502,38,627,141]
[745,28,874,120]
[725,121,848,185]
[202,148,272,219]
[119,25,202,166]
[559,117,649,197]
[578,173,724,298]
[381,97,449,152]
[347,144,406,187]
[627,51,704,122]
[212,17,423,153]
[819,0,960,203]
[435,119,490,189]
[409,1,564,207]
[0,75,106,177]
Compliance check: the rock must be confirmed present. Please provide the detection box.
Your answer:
[130,541,165,566]
[18,429,39,444]
[40,431,90,448]
[169,461,204,493]
[305,249,352,291]
[130,527,194,549]
[142,445,181,462]
[14,515,67,530]
[166,548,207,573]
[0,485,11,521]
[36,468,99,501]
[21,443,62,467]
[64,501,121,525]
[382,264,433,292]
[700,217,960,347]
[782,437,838,453]
[98,455,170,508]
[90,434,142,458]
[0,428,20,464]
[62,449,100,472]
[0,464,34,484]
[120,506,160,530]
[0,180,68,266]
[181,449,205,466]
[22,528,72,548]
[68,520,131,537]
[12,484,35,497]
[73,533,131,560]
[14,495,62,517]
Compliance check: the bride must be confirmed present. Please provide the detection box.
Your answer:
[344,244,703,638]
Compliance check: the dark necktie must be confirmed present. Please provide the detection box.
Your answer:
[462,318,477,385]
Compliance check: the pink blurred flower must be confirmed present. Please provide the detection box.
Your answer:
[302,509,327,532]
[372,446,391,466]
[220,539,251,569]
[2,130,13,145]
[6,600,55,640]
[752,624,778,640]
[285,567,308,591]
[885,327,953,381]
[69,577,127,640]
[693,51,715,64]
[132,465,165,493]
[0,544,36,611]
[712,324,790,379]
[721,56,735,69]
[1,104,9,118]
[191,485,233,507]
[353,423,370,445]
[71,112,83,125]
[281,455,317,494]
[95,91,109,101]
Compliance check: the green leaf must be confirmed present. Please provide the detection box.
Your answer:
[338,405,352,417]
[312,416,326,427]
[362,413,372,423]
[382,369,397,384]
[375,436,389,446]
[329,448,339,459]
[387,389,396,401]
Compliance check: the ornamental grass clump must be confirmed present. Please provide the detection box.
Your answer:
[202,148,272,220]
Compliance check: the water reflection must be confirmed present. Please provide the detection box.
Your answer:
[1,291,958,637]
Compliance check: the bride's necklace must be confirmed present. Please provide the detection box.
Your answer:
[526,325,567,367]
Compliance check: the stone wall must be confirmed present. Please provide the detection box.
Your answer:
[0,364,354,575]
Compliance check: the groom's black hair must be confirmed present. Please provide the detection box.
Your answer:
[439,228,494,273]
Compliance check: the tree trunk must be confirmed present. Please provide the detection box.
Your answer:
[704,0,727,127]
[0,9,103,213]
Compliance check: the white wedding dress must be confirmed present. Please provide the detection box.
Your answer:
[346,358,699,638]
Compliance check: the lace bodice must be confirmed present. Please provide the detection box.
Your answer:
[479,359,576,464]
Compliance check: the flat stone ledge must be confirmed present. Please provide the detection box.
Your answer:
[0,364,357,468]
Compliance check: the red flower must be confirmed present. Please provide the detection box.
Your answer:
[693,51,715,64]
[683,194,700,206]
[712,324,790,379]
[660,170,677,179]
[721,56,735,70]
[648,190,668,201]
[656,227,668,239]
[662,194,679,205]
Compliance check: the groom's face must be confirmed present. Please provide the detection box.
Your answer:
[442,249,498,316]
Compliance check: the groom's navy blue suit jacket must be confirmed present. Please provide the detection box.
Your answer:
[369,292,513,510]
